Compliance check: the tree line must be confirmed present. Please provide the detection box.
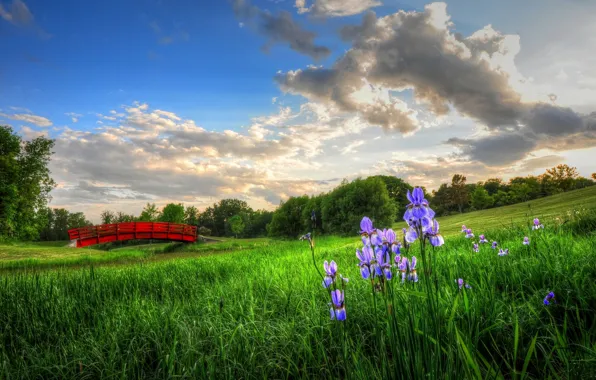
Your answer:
[2,125,595,242]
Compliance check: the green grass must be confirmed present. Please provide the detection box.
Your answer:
[433,186,596,236]
[0,208,595,378]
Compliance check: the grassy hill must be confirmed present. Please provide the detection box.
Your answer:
[433,186,596,236]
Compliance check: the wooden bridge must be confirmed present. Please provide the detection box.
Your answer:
[67,222,198,248]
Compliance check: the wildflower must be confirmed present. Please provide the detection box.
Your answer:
[465,229,475,239]
[408,257,418,282]
[523,236,530,245]
[456,278,472,290]
[461,225,467,233]
[322,260,338,288]
[425,219,444,247]
[360,217,374,245]
[392,241,402,255]
[370,229,383,246]
[543,291,555,306]
[356,246,378,279]
[329,289,346,321]
[533,218,544,230]
[473,243,479,253]
[498,248,509,256]
[394,253,401,267]
[299,232,314,248]
[405,225,418,243]
[479,235,488,244]
[398,256,408,282]
[375,247,393,280]
[404,187,435,222]
[491,241,498,250]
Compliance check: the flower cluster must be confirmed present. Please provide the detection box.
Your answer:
[322,260,348,321]
[543,291,556,306]
[403,188,444,247]
[464,229,475,239]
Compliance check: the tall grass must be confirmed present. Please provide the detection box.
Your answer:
[0,214,595,378]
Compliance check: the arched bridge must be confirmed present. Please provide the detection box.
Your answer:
[68,222,198,248]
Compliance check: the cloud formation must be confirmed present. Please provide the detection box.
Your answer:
[275,3,596,165]
[0,0,50,38]
[0,111,52,126]
[295,0,381,17]
[233,0,330,59]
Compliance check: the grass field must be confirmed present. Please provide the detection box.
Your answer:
[0,191,595,378]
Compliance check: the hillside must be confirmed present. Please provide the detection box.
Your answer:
[433,185,596,236]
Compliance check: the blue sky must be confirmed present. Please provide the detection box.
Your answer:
[1,0,595,221]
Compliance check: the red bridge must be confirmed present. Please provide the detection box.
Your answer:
[68,222,198,248]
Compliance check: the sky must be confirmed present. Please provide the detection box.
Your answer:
[1,0,595,222]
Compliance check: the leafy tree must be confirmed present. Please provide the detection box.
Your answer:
[0,126,56,240]
[244,209,273,237]
[159,203,185,223]
[510,183,531,203]
[483,178,504,196]
[369,176,413,220]
[184,206,199,226]
[101,210,116,224]
[493,190,512,207]
[115,212,135,223]
[546,164,579,191]
[227,215,245,238]
[322,177,396,235]
[592,173,596,181]
[450,174,469,213]
[268,196,309,238]
[471,187,493,210]
[301,194,326,233]
[67,212,91,229]
[198,199,252,236]
[138,203,160,221]
[431,183,452,216]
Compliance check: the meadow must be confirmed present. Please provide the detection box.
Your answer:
[0,189,595,378]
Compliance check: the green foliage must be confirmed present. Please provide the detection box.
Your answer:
[138,203,160,221]
[470,186,493,210]
[227,215,245,237]
[369,175,413,220]
[159,203,185,223]
[450,174,469,213]
[198,199,252,236]
[0,126,56,241]
[184,206,199,226]
[322,177,396,235]
[100,210,116,224]
[39,208,92,241]
[198,226,211,236]
[268,195,309,238]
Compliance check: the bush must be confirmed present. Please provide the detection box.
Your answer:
[268,196,309,239]
[198,226,211,236]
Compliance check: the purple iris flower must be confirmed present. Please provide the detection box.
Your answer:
[370,229,383,246]
[392,241,402,255]
[375,247,393,280]
[394,253,401,267]
[405,226,418,243]
[473,243,479,253]
[322,260,338,288]
[299,232,313,248]
[498,248,509,256]
[523,236,530,245]
[533,218,544,230]
[491,241,498,249]
[329,289,346,321]
[425,219,444,247]
[543,291,555,306]
[398,256,408,282]
[479,235,488,244]
[385,229,396,244]
[404,187,435,222]
[461,225,467,233]
[465,229,475,239]
[356,246,378,279]
[360,217,374,235]
[408,257,418,282]
[456,278,472,290]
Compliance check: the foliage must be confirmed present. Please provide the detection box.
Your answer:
[184,206,199,226]
[0,126,56,241]
[369,175,413,219]
[322,177,396,235]
[100,210,116,224]
[227,215,245,237]
[268,195,309,238]
[450,174,469,213]
[159,203,185,223]
[39,208,92,241]
[138,203,160,221]
[197,199,252,237]
[470,186,493,210]
[198,226,211,236]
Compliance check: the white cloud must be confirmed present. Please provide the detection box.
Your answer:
[295,0,381,17]
[0,111,52,127]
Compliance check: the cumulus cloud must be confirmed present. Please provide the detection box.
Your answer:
[0,111,52,127]
[295,0,381,17]
[232,0,330,59]
[275,3,596,165]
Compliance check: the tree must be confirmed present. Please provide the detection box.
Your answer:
[0,126,56,240]
[115,212,135,223]
[227,215,245,238]
[369,175,413,220]
[510,183,531,203]
[138,203,160,221]
[483,178,504,196]
[159,203,185,223]
[450,174,469,213]
[101,210,116,224]
[545,164,579,191]
[493,190,512,207]
[198,199,252,237]
[268,196,310,238]
[431,183,452,216]
[184,206,199,226]
[592,173,596,181]
[471,187,493,210]
[322,177,396,235]
[67,212,91,229]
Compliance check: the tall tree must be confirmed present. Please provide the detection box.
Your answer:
[471,187,493,210]
[545,164,579,191]
[159,203,185,223]
[184,206,199,226]
[369,175,413,220]
[138,203,160,221]
[101,210,116,224]
[0,126,56,240]
[227,215,245,238]
[450,174,469,213]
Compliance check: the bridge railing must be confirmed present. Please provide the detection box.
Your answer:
[68,222,198,248]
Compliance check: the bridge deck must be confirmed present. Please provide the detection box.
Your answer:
[68,222,197,248]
